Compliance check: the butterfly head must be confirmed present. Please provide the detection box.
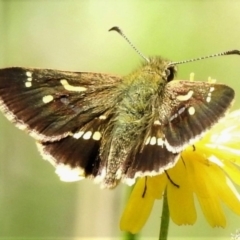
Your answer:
[141,56,177,82]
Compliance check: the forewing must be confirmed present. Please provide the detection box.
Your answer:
[0,67,122,181]
[0,67,122,141]
[160,80,234,152]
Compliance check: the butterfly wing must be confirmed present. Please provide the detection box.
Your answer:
[122,80,234,181]
[0,67,122,180]
[0,67,121,141]
[37,114,111,180]
[161,80,234,152]
[0,68,235,186]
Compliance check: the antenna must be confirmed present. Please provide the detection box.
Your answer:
[109,26,150,63]
[169,50,240,66]
[109,27,240,66]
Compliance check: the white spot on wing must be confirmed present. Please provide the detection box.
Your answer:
[83,131,92,140]
[73,131,84,139]
[26,71,32,77]
[42,95,54,103]
[60,79,86,92]
[210,87,215,92]
[176,90,194,101]
[154,120,161,125]
[188,106,195,115]
[25,82,32,88]
[99,115,107,120]
[157,138,164,146]
[92,131,101,141]
[150,136,156,145]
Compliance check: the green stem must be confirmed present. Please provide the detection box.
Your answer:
[159,189,169,240]
[124,231,138,240]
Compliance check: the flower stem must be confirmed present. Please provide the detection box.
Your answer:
[124,231,138,240]
[159,189,169,240]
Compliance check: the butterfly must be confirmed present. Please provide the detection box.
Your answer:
[0,27,238,188]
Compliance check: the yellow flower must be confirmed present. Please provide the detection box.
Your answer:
[120,110,240,234]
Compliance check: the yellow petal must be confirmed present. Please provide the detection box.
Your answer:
[200,158,240,216]
[205,144,240,165]
[197,195,226,227]
[223,161,240,185]
[185,156,226,227]
[208,155,240,186]
[120,178,155,234]
[147,174,168,199]
[184,150,235,227]
[167,159,197,225]
[219,177,240,215]
[183,151,210,198]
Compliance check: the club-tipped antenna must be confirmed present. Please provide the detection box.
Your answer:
[169,49,240,66]
[109,26,149,63]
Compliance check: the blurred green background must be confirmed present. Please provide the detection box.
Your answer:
[0,1,240,239]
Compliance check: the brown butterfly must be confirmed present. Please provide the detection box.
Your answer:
[0,27,237,188]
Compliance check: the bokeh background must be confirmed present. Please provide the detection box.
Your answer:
[0,1,240,240]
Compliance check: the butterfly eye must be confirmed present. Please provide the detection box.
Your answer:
[166,66,176,82]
